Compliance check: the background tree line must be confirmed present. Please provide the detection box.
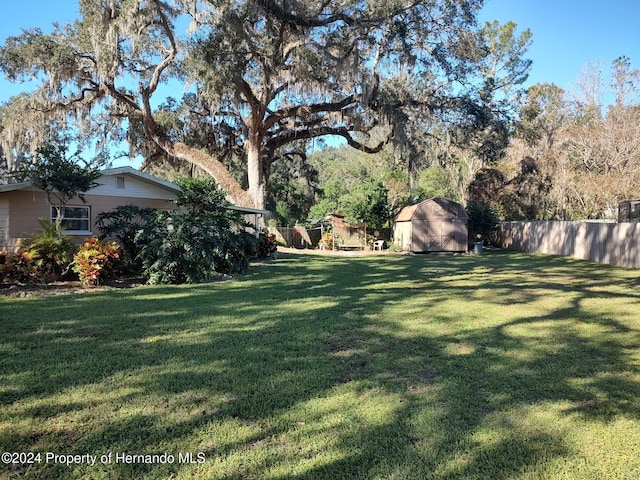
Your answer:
[273,57,640,228]
[478,57,640,221]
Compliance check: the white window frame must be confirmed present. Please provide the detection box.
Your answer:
[50,205,92,235]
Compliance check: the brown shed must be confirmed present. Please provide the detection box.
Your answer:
[393,198,468,253]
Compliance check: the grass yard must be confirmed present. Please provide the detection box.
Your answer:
[2,249,640,479]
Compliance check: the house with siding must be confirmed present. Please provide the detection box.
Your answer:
[0,166,269,250]
[0,167,179,250]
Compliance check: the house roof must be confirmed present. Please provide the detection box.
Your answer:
[227,204,270,216]
[0,166,180,194]
[0,181,31,193]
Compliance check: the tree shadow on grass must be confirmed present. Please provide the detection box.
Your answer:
[1,249,640,478]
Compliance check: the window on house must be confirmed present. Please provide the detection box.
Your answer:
[51,206,91,233]
[116,176,125,189]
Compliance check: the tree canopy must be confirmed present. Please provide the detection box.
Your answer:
[0,0,517,212]
[471,57,640,220]
[16,143,101,225]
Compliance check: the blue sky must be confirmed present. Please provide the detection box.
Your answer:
[0,2,81,102]
[479,0,640,91]
[1,0,638,103]
[0,1,638,108]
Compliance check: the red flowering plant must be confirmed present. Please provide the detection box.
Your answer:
[256,233,278,258]
[72,238,122,286]
[1,250,39,284]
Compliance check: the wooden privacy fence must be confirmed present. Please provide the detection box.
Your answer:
[498,221,640,269]
[268,226,323,249]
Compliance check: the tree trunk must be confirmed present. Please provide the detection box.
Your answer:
[245,139,267,211]
[170,142,256,208]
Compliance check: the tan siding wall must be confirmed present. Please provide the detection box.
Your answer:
[498,221,640,269]
[394,219,468,252]
[7,190,51,248]
[393,222,412,251]
[92,173,178,199]
[0,197,9,249]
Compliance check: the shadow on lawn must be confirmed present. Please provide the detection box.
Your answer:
[2,249,640,479]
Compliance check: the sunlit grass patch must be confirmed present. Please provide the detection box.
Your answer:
[2,249,640,478]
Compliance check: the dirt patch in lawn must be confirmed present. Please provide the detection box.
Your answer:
[0,276,145,298]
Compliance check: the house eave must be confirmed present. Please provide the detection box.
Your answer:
[0,182,33,193]
[226,204,270,216]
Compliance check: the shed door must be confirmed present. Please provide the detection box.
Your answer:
[441,220,458,251]
[451,219,468,251]
[416,221,442,252]
[415,220,465,252]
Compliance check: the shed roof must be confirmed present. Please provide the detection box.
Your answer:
[394,197,468,222]
[394,203,421,222]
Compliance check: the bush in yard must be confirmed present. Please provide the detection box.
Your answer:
[136,210,256,284]
[0,220,76,284]
[0,248,6,283]
[72,238,122,286]
[95,204,156,272]
[175,176,228,212]
[1,250,39,284]
[466,201,500,245]
[256,233,278,257]
[22,219,77,280]
[134,177,258,285]
[213,228,258,275]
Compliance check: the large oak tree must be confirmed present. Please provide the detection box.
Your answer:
[0,0,488,209]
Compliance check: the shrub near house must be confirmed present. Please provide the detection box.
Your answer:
[0,176,260,287]
[0,222,122,287]
[1,220,77,284]
[72,238,121,287]
[95,204,157,272]
[98,177,258,285]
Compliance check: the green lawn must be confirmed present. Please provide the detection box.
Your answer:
[2,249,640,479]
